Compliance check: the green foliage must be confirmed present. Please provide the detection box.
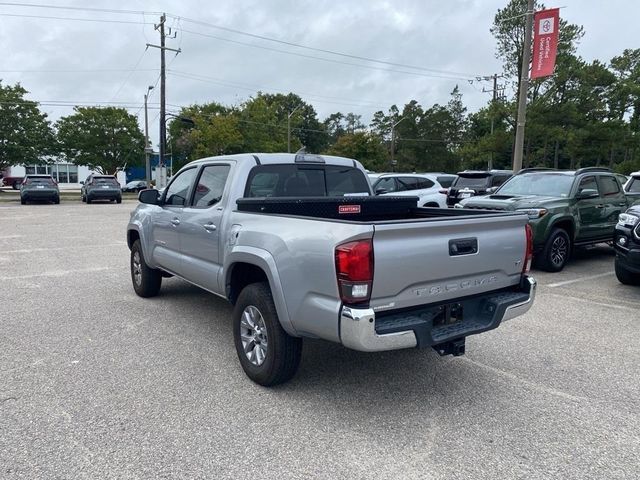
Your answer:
[326,132,387,171]
[0,82,55,171]
[56,107,145,175]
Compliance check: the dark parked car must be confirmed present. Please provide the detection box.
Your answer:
[81,175,122,204]
[122,180,148,193]
[446,170,512,207]
[20,175,60,205]
[614,205,640,285]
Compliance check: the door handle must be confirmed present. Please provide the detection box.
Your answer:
[203,223,217,232]
[171,218,180,226]
[594,205,604,209]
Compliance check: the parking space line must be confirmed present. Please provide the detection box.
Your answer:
[545,292,637,312]
[547,271,614,288]
[2,243,124,254]
[462,357,587,403]
[0,266,117,281]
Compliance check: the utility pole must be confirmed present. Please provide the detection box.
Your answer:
[147,14,180,188]
[482,74,504,170]
[512,0,535,173]
[287,105,301,153]
[144,85,154,186]
[390,117,406,172]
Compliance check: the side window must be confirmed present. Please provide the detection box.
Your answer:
[599,176,621,196]
[416,178,435,189]
[628,178,640,193]
[578,176,599,195]
[374,177,397,193]
[492,175,508,187]
[192,165,231,208]
[397,177,420,191]
[164,168,198,206]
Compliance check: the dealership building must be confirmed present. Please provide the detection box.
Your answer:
[2,162,126,189]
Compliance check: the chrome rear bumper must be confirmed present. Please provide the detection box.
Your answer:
[340,276,536,352]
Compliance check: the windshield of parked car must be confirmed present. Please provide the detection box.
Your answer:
[245,164,371,197]
[453,175,490,189]
[497,173,574,197]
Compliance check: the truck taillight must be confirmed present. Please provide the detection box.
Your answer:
[523,223,533,274]
[335,239,373,305]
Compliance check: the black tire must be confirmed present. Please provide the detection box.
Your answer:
[615,258,640,285]
[54,197,60,204]
[130,239,162,297]
[233,282,302,386]
[116,197,122,204]
[20,198,26,205]
[86,196,92,204]
[537,228,571,272]
[81,194,86,203]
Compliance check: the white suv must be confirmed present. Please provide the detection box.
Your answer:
[371,173,447,208]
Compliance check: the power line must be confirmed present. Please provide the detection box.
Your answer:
[171,14,480,78]
[0,68,159,73]
[109,48,150,102]
[0,2,162,15]
[179,28,474,81]
[0,12,151,24]
[168,70,384,109]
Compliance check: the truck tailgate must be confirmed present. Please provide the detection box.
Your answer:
[370,214,528,311]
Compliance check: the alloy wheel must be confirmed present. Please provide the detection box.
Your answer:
[240,305,269,366]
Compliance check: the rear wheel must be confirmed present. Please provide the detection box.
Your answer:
[86,196,92,204]
[20,198,26,205]
[615,258,640,285]
[233,282,302,386]
[116,197,122,204]
[537,228,571,272]
[130,240,162,297]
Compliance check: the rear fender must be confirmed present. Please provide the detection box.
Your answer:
[224,247,296,336]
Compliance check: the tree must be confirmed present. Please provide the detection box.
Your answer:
[326,132,387,171]
[56,107,145,175]
[0,82,55,172]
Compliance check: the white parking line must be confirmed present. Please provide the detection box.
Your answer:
[547,271,614,288]
[2,243,124,254]
[0,266,117,281]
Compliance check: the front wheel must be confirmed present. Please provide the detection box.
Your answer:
[116,197,122,204]
[537,228,571,272]
[130,240,162,297]
[615,258,640,285]
[233,282,302,386]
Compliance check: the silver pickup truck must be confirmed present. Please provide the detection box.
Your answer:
[127,152,536,386]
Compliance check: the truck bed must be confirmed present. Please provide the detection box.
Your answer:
[236,196,519,222]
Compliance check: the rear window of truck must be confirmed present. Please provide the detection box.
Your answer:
[453,175,490,189]
[244,165,371,197]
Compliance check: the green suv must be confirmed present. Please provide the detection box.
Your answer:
[458,168,632,272]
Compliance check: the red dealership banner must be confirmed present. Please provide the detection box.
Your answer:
[531,8,560,79]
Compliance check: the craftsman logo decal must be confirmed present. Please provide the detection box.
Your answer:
[339,205,361,214]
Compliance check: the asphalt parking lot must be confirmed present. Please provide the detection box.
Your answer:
[1,201,639,479]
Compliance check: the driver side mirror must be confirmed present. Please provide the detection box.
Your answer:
[139,188,161,205]
[577,188,599,200]
[486,186,498,194]
[79,181,84,185]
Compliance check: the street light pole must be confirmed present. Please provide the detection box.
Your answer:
[287,105,302,153]
[390,117,406,172]
[144,85,154,186]
[512,0,535,173]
